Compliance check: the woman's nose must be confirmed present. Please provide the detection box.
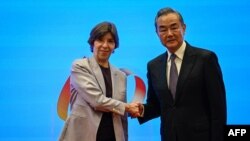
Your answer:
[102,41,109,47]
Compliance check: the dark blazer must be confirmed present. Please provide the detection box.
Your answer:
[139,42,227,141]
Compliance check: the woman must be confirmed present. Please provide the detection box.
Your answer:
[59,21,139,141]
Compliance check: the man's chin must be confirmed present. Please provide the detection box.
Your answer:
[166,43,177,48]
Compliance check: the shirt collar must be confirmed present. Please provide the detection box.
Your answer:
[168,41,186,61]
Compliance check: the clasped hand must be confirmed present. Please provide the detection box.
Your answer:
[126,102,143,118]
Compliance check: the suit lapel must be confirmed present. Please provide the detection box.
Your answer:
[88,56,106,95]
[158,53,168,88]
[156,52,175,105]
[175,44,196,102]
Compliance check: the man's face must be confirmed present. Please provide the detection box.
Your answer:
[156,13,186,53]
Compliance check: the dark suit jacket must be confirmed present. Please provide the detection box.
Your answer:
[138,42,227,141]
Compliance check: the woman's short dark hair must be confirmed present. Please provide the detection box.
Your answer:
[88,21,119,52]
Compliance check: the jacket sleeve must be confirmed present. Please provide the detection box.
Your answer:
[204,52,227,141]
[138,63,161,124]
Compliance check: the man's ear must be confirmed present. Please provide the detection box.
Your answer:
[182,24,186,35]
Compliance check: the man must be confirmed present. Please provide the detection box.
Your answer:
[138,7,227,141]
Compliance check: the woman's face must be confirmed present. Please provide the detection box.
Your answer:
[93,32,115,64]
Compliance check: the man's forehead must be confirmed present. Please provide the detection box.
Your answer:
[157,19,179,27]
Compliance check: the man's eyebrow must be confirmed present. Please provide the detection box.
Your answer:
[158,25,167,28]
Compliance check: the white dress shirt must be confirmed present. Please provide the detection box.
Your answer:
[167,41,186,88]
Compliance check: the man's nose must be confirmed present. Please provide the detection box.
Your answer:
[166,29,174,35]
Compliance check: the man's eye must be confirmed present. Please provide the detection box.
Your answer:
[170,26,179,31]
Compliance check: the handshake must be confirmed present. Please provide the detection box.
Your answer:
[125,102,143,118]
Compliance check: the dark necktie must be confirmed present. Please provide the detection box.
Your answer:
[169,54,178,99]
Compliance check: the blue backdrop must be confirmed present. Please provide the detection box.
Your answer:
[1,0,250,140]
